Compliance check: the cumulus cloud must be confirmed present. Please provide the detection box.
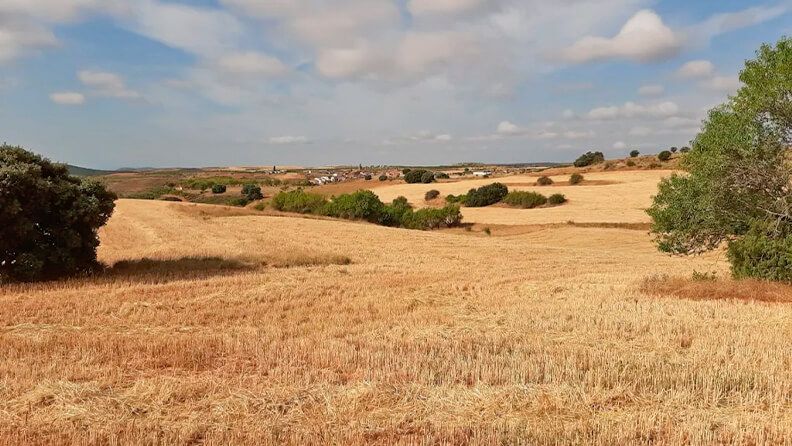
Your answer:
[213,52,289,77]
[560,10,681,63]
[638,84,665,96]
[408,0,499,17]
[50,92,85,105]
[701,75,741,93]
[587,101,680,120]
[496,121,524,135]
[78,70,141,99]
[676,60,715,79]
[0,17,58,62]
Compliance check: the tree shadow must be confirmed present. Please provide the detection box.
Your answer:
[103,256,257,284]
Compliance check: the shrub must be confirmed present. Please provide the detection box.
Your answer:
[574,151,605,167]
[0,146,116,283]
[434,172,450,180]
[680,146,691,153]
[570,173,584,185]
[548,194,567,205]
[728,221,792,282]
[322,190,384,222]
[445,194,466,204]
[424,189,440,201]
[465,183,508,207]
[657,151,672,161]
[379,196,413,227]
[211,184,227,194]
[272,189,327,214]
[404,169,433,184]
[626,160,636,167]
[402,168,411,175]
[241,183,263,201]
[227,197,249,207]
[503,191,547,209]
[630,150,640,158]
[378,174,388,181]
[420,171,435,184]
[402,205,463,230]
[364,174,372,181]
[536,176,553,186]
[670,147,678,153]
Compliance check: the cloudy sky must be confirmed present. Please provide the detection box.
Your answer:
[0,0,790,168]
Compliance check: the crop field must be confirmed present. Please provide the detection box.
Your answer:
[2,171,792,445]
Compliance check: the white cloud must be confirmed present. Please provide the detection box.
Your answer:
[694,5,789,42]
[560,10,681,63]
[638,84,664,96]
[613,141,627,150]
[701,75,741,93]
[78,70,141,99]
[214,52,289,77]
[50,92,85,105]
[587,101,679,120]
[0,18,58,62]
[269,136,309,144]
[408,0,498,17]
[676,60,715,79]
[496,120,523,135]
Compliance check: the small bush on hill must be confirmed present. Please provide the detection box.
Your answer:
[670,147,678,153]
[434,172,450,180]
[548,194,567,205]
[228,197,249,207]
[404,169,434,184]
[537,176,553,186]
[680,146,691,153]
[364,174,372,180]
[272,189,327,214]
[211,184,227,194]
[425,189,440,201]
[241,183,263,201]
[503,191,547,209]
[445,194,466,204]
[465,183,508,207]
[570,173,584,185]
[322,190,384,222]
[574,151,605,167]
[630,150,640,158]
[378,174,388,181]
[657,151,672,161]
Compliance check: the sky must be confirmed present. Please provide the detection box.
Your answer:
[0,0,790,169]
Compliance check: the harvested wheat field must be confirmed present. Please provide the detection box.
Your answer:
[2,196,792,445]
[374,170,673,225]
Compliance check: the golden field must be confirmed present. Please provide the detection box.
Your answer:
[2,170,792,445]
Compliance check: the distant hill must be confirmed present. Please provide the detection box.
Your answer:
[67,165,116,177]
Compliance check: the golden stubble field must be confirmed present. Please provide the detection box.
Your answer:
[1,170,792,445]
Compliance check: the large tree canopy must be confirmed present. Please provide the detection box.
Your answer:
[647,37,791,280]
[0,145,116,282]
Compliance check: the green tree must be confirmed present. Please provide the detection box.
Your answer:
[630,150,640,158]
[0,145,116,282]
[657,150,672,161]
[647,37,792,281]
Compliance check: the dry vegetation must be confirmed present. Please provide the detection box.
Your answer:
[2,169,792,444]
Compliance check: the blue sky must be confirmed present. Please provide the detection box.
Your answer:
[0,0,790,168]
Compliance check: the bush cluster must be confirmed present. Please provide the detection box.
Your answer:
[503,191,547,209]
[464,183,508,207]
[574,151,605,167]
[211,184,227,194]
[537,176,553,186]
[445,194,467,204]
[424,189,440,201]
[241,183,263,201]
[657,150,672,161]
[548,193,567,205]
[404,169,435,184]
[270,189,462,231]
[570,173,584,185]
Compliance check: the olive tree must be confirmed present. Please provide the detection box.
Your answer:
[647,37,792,281]
[1,146,117,282]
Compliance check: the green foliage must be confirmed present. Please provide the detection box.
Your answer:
[670,147,678,153]
[241,183,263,201]
[630,150,640,158]
[271,189,327,214]
[648,37,792,283]
[125,185,179,200]
[425,189,440,201]
[211,184,227,194]
[321,190,384,222]
[445,194,467,204]
[404,169,434,184]
[570,173,584,185]
[402,168,411,175]
[680,147,691,153]
[0,145,116,282]
[378,174,388,181]
[364,174,372,180]
[464,183,509,207]
[434,172,450,180]
[503,191,547,209]
[548,194,567,205]
[536,176,553,186]
[227,197,250,207]
[401,205,463,230]
[728,221,792,282]
[657,150,672,161]
[574,151,605,167]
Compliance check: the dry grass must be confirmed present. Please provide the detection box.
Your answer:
[373,170,673,225]
[2,199,792,444]
[642,275,792,304]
